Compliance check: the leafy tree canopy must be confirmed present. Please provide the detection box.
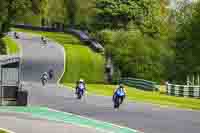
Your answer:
[0,0,31,35]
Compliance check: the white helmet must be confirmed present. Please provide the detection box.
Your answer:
[79,79,84,83]
[43,72,48,75]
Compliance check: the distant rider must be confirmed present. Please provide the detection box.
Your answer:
[41,72,48,82]
[14,32,19,39]
[41,36,47,44]
[113,83,126,104]
[48,69,54,80]
[75,79,86,95]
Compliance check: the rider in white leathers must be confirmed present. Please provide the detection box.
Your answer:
[75,79,86,95]
[41,72,48,85]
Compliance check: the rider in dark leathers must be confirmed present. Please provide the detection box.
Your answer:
[41,72,48,86]
[48,69,54,80]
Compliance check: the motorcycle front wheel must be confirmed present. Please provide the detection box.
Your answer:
[76,91,82,99]
[42,79,47,86]
[114,96,121,109]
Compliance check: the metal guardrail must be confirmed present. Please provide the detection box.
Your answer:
[0,57,20,65]
[67,29,104,52]
[14,24,61,32]
[166,83,200,98]
[120,77,158,91]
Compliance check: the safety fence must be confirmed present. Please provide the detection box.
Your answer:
[166,83,200,98]
[14,24,63,32]
[120,77,158,91]
[67,28,104,52]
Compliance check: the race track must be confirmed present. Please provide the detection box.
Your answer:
[7,32,200,133]
[0,112,99,133]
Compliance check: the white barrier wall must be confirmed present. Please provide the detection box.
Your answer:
[166,83,200,98]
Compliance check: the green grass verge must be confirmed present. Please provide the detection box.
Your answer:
[0,129,8,133]
[12,28,105,83]
[13,28,80,44]
[66,83,200,110]
[2,36,20,55]
[61,44,105,83]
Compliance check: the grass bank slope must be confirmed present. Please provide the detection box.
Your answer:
[2,36,20,55]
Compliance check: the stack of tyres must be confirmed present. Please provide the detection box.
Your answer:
[194,87,200,98]
[174,85,180,96]
[179,86,184,97]
[166,83,200,98]
[184,86,189,97]
[189,87,194,97]
[170,86,175,96]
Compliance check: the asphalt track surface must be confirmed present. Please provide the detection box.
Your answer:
[6,32,200,133]
[0,112,99,133]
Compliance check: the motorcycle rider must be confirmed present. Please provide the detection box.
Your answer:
[14,32,19,39]
[41,72,48,85]
[113,83,126,104]
[75,79,86,95]
[48,68,54,80]
[41,36,47,45]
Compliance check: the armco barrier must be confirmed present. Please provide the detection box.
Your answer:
[120,77,158,91]
[166,83,200,98]
[67,28,104,52]
[14,24,60,32]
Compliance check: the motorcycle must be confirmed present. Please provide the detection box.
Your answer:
[48,70,54,80]
[113,91,125,109]
[41,37,47,45]
[41,76,48,86]
[14,32,19,39]
[75,87,84,99]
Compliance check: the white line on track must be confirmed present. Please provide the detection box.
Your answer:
[47,107,142,133]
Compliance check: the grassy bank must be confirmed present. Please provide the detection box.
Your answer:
[61,44,105,83]
[13,28,105,83]
[66,83,200,110]
[2,36,20,55]
[0,129,8,133]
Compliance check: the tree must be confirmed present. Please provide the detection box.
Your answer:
[39,0,48,26]
[96,29,174,82]
[174,1,200,83]
[93,0,140,29]
[92,0,162,36]
[66,0,78,26]
[44,0,67,26]
[0,0,31,36]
